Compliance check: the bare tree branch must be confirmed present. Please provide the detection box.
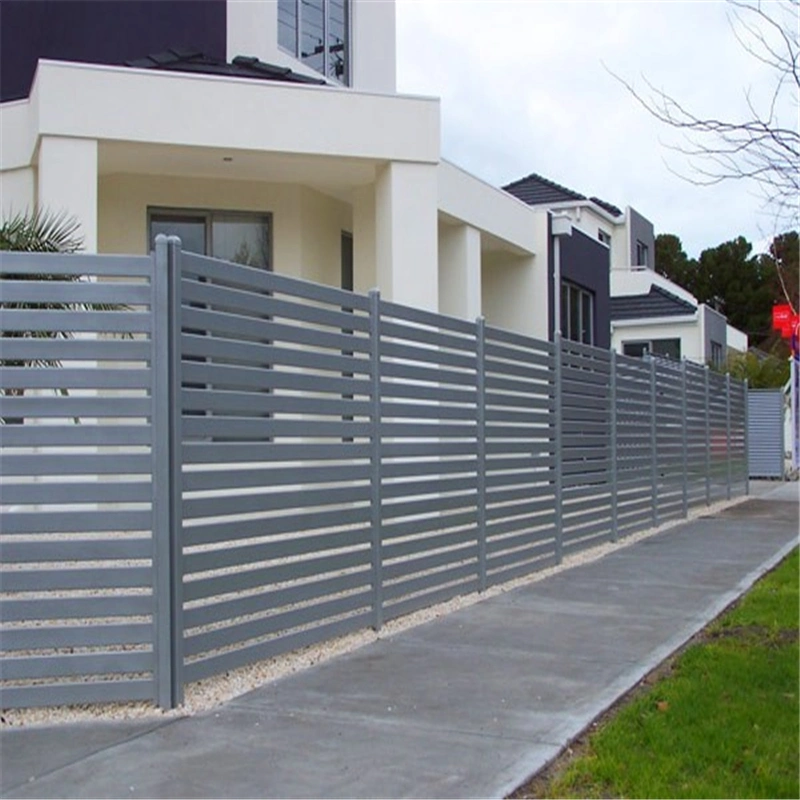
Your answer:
[606,0,800,229]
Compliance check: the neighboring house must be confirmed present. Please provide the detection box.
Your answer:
[503,172,614,349]
[610,269,742,366]
[0,0,548,339]
[503,171,748,363]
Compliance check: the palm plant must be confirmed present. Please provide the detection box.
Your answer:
[0,208,124,421]
[0,207,83,253]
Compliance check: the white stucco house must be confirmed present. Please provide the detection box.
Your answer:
[0,0,549,340]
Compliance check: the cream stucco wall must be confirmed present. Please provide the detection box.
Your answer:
[39,136,97,252]
[481,251,545,339]
[351,0,396,93]
[438,221,481,321]
[0,166,35,216]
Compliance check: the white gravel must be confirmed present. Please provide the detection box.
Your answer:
[1,493,749,729]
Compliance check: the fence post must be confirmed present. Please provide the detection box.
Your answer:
[681,360,688,518]
[650,355,659,528]
[610,349,618,542]
[152,235,184,710]
[554,333,563,564]
[368,289,383,631]
[152,236,172,710]
[166,236,184,708]
[744,379,750,495]
[726,371,732,500]
[476,317,487,591]
[704,364,711,505]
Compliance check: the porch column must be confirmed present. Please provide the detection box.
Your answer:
[37,137,98,253]
[352,184,377,294]
[374,162,438,312]
[438,222,481,321]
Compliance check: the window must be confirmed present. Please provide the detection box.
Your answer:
[636,240,649,267]
[149,209,273,431]
[149,210,271,269]
[710,340,723,368]
[560,281,594,345]
[279,0,350,84]
[341,231,353,291]
[598,229,611,246]
[623,338,681,360]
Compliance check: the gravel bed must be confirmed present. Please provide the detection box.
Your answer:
[0,494,748,729]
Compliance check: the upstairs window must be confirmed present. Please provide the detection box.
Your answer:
[710,340,724,368]
[598,229,611,246]
[279,0,350,84]
[561,281,594,345]
[636,239,650,267]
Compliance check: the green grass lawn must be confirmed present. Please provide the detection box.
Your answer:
[528,547,800,799]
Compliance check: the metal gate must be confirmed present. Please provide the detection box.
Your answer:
[747,389,784,478]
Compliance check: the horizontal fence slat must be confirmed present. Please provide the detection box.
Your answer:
[1,309,151,334]
[0,338,152,361]
[0,680,154,710]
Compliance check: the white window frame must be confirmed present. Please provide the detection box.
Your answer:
[636,240,650,267]
[561,281,595,346]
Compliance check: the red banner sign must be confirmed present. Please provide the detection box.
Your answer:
[772,304,798,339]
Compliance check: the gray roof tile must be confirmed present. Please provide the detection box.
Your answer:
[610,285,697,321]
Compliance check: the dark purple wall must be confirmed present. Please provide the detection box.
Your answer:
[0,0,226,102]
[548,222,611,349]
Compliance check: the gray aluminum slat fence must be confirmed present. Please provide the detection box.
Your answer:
[0,240,749,710]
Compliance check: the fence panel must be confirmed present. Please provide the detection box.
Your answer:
[684,362,710,508]
[0,251,160,708]
[483,327,557,584]
[178,252,375,683]
[729,380,748,488]
[614,354,656,535]
[708,371,731,501]
[379,302,479,620]
[654,359,686,522]
[560,340,613,554]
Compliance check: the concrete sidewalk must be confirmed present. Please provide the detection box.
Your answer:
[2,483,797,799]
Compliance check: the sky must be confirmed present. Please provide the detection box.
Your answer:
[395,0,796,259]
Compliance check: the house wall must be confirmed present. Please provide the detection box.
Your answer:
[628,206,655,268]
[727,324,748,354]
[560,205,609,245]
[438,221,481,321]
[98,174,350,288]
[554,226,611,348]
[0,167,35,216]
[482,250,543,339]
[0,0,227,102]
[701,305,728,361]
[611,318,703,363]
